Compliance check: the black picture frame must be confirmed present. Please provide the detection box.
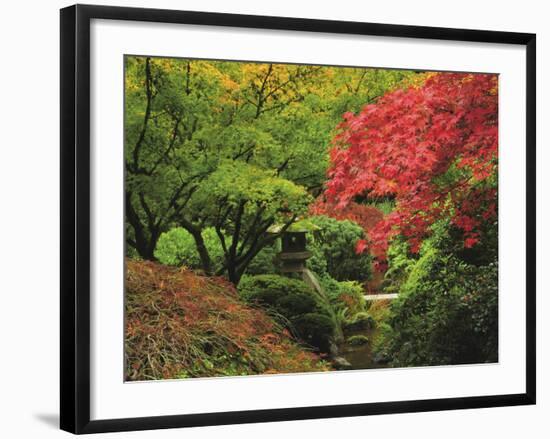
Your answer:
[60,4,536,434]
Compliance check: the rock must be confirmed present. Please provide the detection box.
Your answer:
[346,334,369,346]
[343,312,376,332]
[332,356,352,370]
[329,341,340,357]
[373,352,391,364]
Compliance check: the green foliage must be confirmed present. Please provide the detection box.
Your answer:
[307,215,372,282]
[315,276,367,342]
[287,218,322,232]
[154,227,196,266]
[124,56,413,279]
[125,245,142,260]
[244,242,280,275]
[198,162,310,214]
[190,161,312,232]
[320,277,366,317]
[375,219,498,367]
[238,274,336,352]
[306,244,329,278]
[343,311,376,332]
[383,238,414,293]
[123,56,502,371]
[154,227,229,272]
[367,199,395,216]
[293,313,335,352]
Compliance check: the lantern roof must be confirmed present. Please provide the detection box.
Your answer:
[267,218,321,234]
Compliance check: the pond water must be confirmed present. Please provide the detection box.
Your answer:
[338,327,389,370]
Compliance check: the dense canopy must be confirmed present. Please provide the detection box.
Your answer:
[324,73,498,267]
[125,57,499,378]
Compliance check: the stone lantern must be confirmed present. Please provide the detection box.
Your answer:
[274,224,348,364]
[278,230,312,274]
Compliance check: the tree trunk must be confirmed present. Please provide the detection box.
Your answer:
[178,218,213,275]
[227,261,239,285]
[191,230,213,275]
[126,193,158,261]
[136,241,156,261]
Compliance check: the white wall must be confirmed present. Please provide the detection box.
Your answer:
[0,0,546,437]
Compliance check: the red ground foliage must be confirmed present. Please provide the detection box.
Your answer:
[125,259,330,380]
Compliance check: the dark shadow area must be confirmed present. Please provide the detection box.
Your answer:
[34,413,59,430]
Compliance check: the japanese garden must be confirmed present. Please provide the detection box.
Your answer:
[124,56,498,381]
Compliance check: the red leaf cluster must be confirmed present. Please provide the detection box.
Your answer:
[309,197,384,232]
[325,73,498,265]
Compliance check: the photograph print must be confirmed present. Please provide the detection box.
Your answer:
[124,56,498,381]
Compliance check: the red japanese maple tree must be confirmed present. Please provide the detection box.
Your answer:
[309,198,384,232]
[324,73,498,268]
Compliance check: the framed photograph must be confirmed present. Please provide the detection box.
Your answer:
[60,4,536,434]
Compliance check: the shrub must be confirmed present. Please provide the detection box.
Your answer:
[293,313,335,352]
[365,299,391,322]
[154,227,229,271]
[245,242,280,275]
[238,274,336,352]
[375,219,498,367]
[306,244,329,278]
[320,277,366,317]
[343,311,375,332]
[307,215,372,282]
[316,276,367,342]
[382,238,414,293]
[125,260,330,380]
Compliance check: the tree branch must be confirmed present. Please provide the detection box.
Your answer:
[132,57,153,173]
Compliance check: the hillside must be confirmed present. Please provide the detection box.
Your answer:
[125,259,330,380]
